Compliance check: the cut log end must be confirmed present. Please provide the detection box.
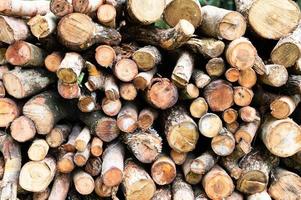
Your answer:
[95,45,116,68]
[114,58,138,82]
[0,98,19,128]
[10,116,36,142]
[45,52,63,73]
[50,0,73,17]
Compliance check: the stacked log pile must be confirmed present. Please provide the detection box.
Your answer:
[0,0,301,199]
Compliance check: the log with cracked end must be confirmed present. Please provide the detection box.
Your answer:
[182,154,202,185]
[0,97,20,128]
[57,13,121,51]
[73,170,95,195]
[132,45,161,71]
[260,64,288,87]
[151,155,176,185]
[172,175,194,200]
[233,86,254,107]
[48,173,71,200]
[27,139,49,161]
[10,116,36,142]
[19,157,56,192]
[85,61,105,92]
[199,5,246,40]
[27,12,57,39]
[234,0,300,40]
[137,108,158,130]
[123,128,162,164]
[125,19,195,50]
[185,38,225,58]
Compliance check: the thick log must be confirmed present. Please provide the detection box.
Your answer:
[23,91,70,134]
[182,154,202,185]
[74,145,90,167]
[163,0,201,28]
[45,52,63,73]
[0,98,20,128]
[191,150,218,175]
[125,19,195,50]
[192,69,211,88]
[172,51,194,88]
[152,187,172,200]
[10,116,36,142]
[73,170,95,195]
[48,173,70,200]
[211,128,235,156]
[185,38,225,58]
[260,116,301,157]
[133,67,157,90]
[120,82,137,101]
[237,149,279,194]
[73,0,103,14]
[199,5,246,40]
[102,141,124,187]
[172,175,194,200]
[127,0,165,25]
[204,79,234,112]
[117,102,138,133]
[198,113,223,138]
[95,45,116,68]
[202,165,234,199]
[85,156,102,177]
[122,160,156,200]
[132,46,161,71]
[27,139,49,161]
[27,12,57,39]
[180,83,199,100]
[151,155,176,185]
[137,108,158,130]
[90,137,103,157]
[146,78,178,110]
[123,128,162,163]
[19,157,56,192]
[170,150,187,165]
[260,64,288,87]
[57,13,121,51]
[113,58,138,82]
[234,0,300,39]
[164,106,199,152]
[97,4,116,28]
[189,97,208,118]
[238,68,257,88]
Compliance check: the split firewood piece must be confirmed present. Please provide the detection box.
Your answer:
[137,108,158,130]
[239,106,260,122]
[101,97,121,117]
[95,175,118,197]
[122,160,156,200]
[74,145,90,167]
[62,125,81,152]
[180,83,199,100]
[23,91,70,134]
[170,150,187,165]
[28,139,49,161]
[225,67,240,83]
[270,95,300,119]
[104,74,120,100]
[132,46,161,71]
[95,45,116,68]
[212,128,235,156]
[205,57,225,78]
[19,157,56,192]
[74,127,91,152]
[73,0,103,14]
[269,168,301,200]
[235,120,260,153]
[119,82,137,101]
[260,64,288,87]
[226,37,257,70]
[0,16,30,44]
[57,152,75,173]
[125,19,195,50]
[48,173,71,200]
[204,79,234,112]
[152,186,172,200]
[90,137,103,157]
[57,13,121,51]
[123,128,162,164]
[182,154,202,185]
[202,165,234,199]
[226,121,240,134]
[113,58,138,82]
[171,51,194,88]
[221,144,246,179]
[6,41,45,67]
[223,108,238,124]
[0,132,21,200]
[73,170,95,195]
[33,189,50,200]
[97,4,116,28]
[185,38,225,58]
[235,0,300,40]
[102,141,124,187]
[192,69,211,88]
[198,113,223,138]
[237,149,279,194]
[260,116,301,157]
[164,106,199,153]
[50,0,73,17]
[146,78,178,109]
[163,0,201,28]
[57,52,85,84]
[233,86,254,107]
[28,12,57,39]
[227,191,244,200]
[172,175,194,200]
[3,68,55,99]
[85,61,105,91]
[151,155,176,185]
[247,190,271,200]
[199,5,246,40]
[10,116,36,142]
[0,97,20,128]
[0,0,50,17]
[45,52,63,73]
[79,111,120,142]
[85,156,102,177]
[58,81,81,99]
[77,93,97,113]
[133,67,157,90]
[238,68,257,88]
[117,102,138,133]
[191,150,218,175]
[271,24,301,67]
[127,0,165,25]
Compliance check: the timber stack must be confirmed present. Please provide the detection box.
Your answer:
[0,0,301,199]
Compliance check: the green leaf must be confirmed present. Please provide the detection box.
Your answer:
[298,0,301,7]
[77,72,85,86]
[154,19,170,29]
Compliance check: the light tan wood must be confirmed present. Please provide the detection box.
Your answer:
[95,45,116,68]
[74,145,90,167]
[235,120,260,153]
[45,52,63,73]
[182,154,202,185]
[50,0,73,17]
[46,124,71,148]
[233,86,254,107]
[191,150,218,175]
[90,137,103,157]
[74,127,91,152]
[180,83,199,100]
[113,58,138,82]
[137,108,158,130]
[73,170,95,195]
[48,173,70,200]
[222,108,238,124]
[151,155,176,185]
[133,67,157,90]
[0,97,20,128]
[73,0,103,14]
[28,139,49,161]
[132,46,161,71]
[117,102,138,133]
[212,128,235,156]
[170,150,187,165]
[270,95,300,119]
[172,51,194,88]
[27,12,57,39]
[120,82,137,101]
[260,64,288,87]
[57,152,74,173]
[238,68,257,88]
[0,0,50,16]
[189,97,208,118]
[97,4,116,28]
[10,116,36,142]
[225,67,240,83]
[198,113,223,138]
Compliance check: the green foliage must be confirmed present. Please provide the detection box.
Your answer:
[199,0,235,10]
[154,19,170,29]
[298,0,301,7]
